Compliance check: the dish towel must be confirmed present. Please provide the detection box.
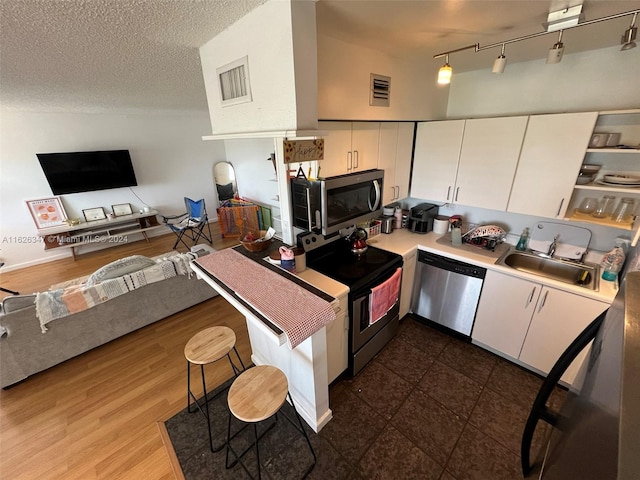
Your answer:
[369,267,402,325]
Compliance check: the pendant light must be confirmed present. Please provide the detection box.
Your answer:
[621,12,637,50]
[492,44,507,73]
[437,54,452,84]
[546,30,565,64]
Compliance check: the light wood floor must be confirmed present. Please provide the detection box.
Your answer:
[0,224,251,479]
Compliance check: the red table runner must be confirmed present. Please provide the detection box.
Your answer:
[195,249,336,349]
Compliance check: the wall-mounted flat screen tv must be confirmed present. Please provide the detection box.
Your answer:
[36,149,138,195]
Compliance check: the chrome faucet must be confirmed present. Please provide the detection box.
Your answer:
[547,235,559,257]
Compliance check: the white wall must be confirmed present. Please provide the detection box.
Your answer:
[223,138,278,206]
[317,34,448,121]
[447,45,640,118]
[199,0,318,135]
[0,110,227,270]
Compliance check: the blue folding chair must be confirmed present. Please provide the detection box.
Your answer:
[161,198,213,250]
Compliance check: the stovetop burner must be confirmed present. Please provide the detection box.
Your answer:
[303,234,402,292]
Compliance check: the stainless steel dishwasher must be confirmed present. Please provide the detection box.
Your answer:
[411,250,486,337]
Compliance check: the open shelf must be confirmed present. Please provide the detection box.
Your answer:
[567,211,635,230]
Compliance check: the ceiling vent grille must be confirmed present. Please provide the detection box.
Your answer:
[370,74,390,107]
[217,56,252,107]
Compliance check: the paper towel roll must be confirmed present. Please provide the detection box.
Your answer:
[433,216,450,235]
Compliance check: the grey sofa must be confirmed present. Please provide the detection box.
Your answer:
[0,250,218,388]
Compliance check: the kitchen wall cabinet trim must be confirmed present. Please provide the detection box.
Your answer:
[399,248,417,319]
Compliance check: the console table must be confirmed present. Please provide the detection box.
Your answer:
[37,210,163,259]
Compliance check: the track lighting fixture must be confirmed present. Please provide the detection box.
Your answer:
[492,44,507,73]
[546,30,565,64]
[437,54,452,85]
[621,12,637,50]
[432,8,639,84]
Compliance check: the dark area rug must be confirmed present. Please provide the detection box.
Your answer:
[163,376,343,480]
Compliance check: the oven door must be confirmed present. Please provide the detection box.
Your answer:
[321,170,383,235]
[350,267,401,375]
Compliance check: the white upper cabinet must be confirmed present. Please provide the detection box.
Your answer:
[411,120,465,203]
[455,116,528,210]
[412,117,527,210]
[507,112,598,218]
[319,121,380,178]
[378,122,415,205]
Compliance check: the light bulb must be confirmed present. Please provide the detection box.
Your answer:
[437,63,452,84]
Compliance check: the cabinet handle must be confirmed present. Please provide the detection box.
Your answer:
[347,151,352,171]
[538,291,549,313]
[454,187,460,202]
[556,198,564,217]
[527,287,537,307]
[354,150,359,169]
[446,186,451,201]
[394,186,399,200]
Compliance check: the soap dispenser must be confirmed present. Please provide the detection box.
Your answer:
[516,228,529,251]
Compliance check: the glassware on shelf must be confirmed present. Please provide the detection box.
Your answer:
[611,197,636,223]
[577,197,598,214]
[592,195,616,218]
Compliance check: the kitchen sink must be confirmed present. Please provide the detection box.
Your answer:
[496,249,599,290]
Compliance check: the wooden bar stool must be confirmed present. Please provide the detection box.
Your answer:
[225,365,316,479]
[184,326,246,452]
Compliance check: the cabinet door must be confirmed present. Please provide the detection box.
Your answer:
[399,249,417,319]
[326,293,349,383]
[455,116,528,210]
[395,122,414,201]
[378,122,399,205]
[472,270,540,359]
[411,120,465,202]
[351,122,380,172]
[319,121,353,178]
[507,112,598,218]
[519,288,609,386]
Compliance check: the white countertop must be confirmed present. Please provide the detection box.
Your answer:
[367,228,617,304]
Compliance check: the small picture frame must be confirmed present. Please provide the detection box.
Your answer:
[26,197,68,229]
[83,207,106,222]
[112,203,133,217]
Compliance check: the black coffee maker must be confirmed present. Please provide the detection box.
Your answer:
[409,203,438,234]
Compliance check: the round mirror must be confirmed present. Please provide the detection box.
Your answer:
[213,161,237,202]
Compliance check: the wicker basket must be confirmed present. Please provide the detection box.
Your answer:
[366,220,381,238]
[240,230,273,252]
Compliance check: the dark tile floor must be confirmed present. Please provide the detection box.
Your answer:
[165,316,566,480]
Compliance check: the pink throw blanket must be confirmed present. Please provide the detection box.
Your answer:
[369,268,402,325]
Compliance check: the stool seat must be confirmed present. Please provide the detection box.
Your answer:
[228,365,288,423]
[185,326,236,365]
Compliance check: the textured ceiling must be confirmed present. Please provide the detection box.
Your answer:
[0,0,267,112]
[1,0,638,113]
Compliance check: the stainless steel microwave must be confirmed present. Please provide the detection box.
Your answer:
[291,169,384,236]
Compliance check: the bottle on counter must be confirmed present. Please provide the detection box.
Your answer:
[600,246,625,282]
[516,228,529,251]
[394,207,402,229]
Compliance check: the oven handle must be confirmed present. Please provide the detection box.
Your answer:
[368,179,381,212]
[305,186,313,230]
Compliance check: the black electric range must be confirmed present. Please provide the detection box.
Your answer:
[298,230,404,376]
[300,232,403,294]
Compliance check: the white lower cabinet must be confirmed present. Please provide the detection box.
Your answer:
[326,292,348,383]
[472,269,609,386]
[400,249,417,319]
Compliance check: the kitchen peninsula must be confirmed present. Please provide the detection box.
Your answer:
[190,244,347,433]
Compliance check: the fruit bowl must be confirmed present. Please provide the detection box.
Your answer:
[240,230,273,252]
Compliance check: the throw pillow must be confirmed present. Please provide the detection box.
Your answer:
[86,255,156,287]
[216,182,235,201]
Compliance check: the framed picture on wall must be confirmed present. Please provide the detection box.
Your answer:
[82,207,106,222]
[112,203,133,217]
[26,197,68,229]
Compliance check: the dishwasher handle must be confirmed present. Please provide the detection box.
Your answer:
[417,250,486,279]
